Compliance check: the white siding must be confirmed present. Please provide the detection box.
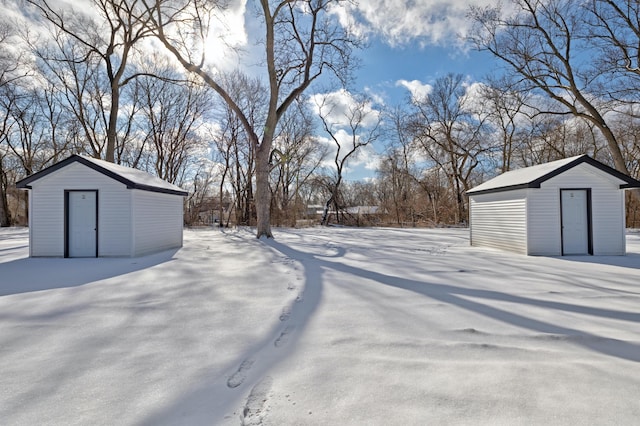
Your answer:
[28,162,132,257]
[528,164,626,255]
[592,189,625,255]
[131,190,183,256]
[526,185,562,256]
[30,179,64,256]
[469,189,527,254]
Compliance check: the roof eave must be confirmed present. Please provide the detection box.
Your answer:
[621,183,640,189]
[129,183,189,196]
[468,155,640,195]
[526,155,588,188]
[466,183,533,196]
[577,156,640,188]
[15,155,78,188]
[15,154,188,196]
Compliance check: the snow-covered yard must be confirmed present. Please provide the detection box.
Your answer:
[1,226,639,425]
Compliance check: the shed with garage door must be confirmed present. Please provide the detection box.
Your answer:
[466,155,640,256]
[16,154,188,257]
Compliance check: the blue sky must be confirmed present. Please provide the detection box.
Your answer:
[331,0,503,103]
[356,38,500,107]
[334,35,502,181]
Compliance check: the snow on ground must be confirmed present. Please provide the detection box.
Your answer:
[1,226,640,425]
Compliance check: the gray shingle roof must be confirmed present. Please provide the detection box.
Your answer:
[467,155,640,195]
[16,154,188,196]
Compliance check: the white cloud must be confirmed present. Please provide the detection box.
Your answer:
[360,143,383,171]
[462,80,550,130]
[396,79,433,102]
[332,0,500,47]
[460,80,486,111]
[364,86,386,106]
[205,0,248,67]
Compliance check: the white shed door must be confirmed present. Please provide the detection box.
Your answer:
[68,191,97,257]
[561,189,589,255]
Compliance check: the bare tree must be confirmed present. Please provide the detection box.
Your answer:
[210,72,267,226]
[0,99,14,226]
[270,99,326,226]
[143,0,360,237]
[586,0,640,99]
[211,118,235,227]
[0,19,26,90]
[377,106,421,226]
[27,0,155,163]
[135,67,211,185]
[183,159,216,225]
[2,86,59,176]
[212,96,255,227]
[419,167,450,224]
[0,18,19,226]
[586,0,640,218]
[469,0,631,177]
[0,76,74,225]
[314,90,381,225]
[411,73,487,224]
[611,113,640,226]
[33,32,108,158]
[476,77,533,173]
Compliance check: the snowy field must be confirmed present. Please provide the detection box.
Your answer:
[1,226,640,425]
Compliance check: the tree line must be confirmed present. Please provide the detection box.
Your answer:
[1,0,640,232]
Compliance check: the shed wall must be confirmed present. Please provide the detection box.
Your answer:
[131,190,183,256]
[526,185,561,256]
[28,163,132,257]
[469,189,527,254]
[529,164,625,255]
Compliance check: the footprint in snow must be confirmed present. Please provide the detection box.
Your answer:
[274,326,295,347]
[457,328,485,334]
[241,376,273,426]
[279,307,291,321]
[227,358,254,388]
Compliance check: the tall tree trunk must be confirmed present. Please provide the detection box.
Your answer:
[105,82,119,162]
[219,173,226,228]
[255,141,272,238]
[321,197,333,226]
[0,180,11,227]
[0,158,12,226]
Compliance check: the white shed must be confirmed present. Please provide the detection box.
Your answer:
[16,154,188,257]
[466,155,640,256]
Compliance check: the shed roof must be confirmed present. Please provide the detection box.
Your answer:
[16,154,188,196]
[467,155,640,195]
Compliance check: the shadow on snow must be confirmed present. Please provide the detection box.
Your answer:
[0,250,180,297]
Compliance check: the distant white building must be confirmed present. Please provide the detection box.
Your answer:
[466,155,640,256]
[17,155,188,257]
